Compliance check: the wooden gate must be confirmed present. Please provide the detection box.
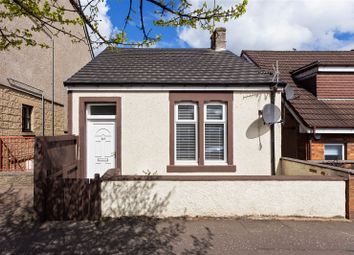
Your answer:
[34,135,101,221]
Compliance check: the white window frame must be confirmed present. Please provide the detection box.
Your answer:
[86,103,116,120]
[204,102,227,165]
[175,103,198,165]
[324,143,345,160]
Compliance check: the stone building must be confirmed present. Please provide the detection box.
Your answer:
[0,9,93,137]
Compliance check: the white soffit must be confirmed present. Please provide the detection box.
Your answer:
[314,128,354,134]
[318,66,354,72]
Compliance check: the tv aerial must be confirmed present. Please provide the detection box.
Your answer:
[260,104,281,125]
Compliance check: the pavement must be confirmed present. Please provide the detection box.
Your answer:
[0,185,354,254]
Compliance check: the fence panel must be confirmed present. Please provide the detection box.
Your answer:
[46,178,65,221]
[34,135,101,221]
[89,177,102,220]
[0,136,35,171]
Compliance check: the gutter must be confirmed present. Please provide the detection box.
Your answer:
[64,81,286,88]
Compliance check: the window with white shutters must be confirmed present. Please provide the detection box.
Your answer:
[169,93,234,171]
[204,103,226,164]
[175,103,198,164]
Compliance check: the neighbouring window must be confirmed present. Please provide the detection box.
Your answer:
[90,105,116,115]
[324,144,344,160]
[22,105,33,132]
[204,103,226,164]
[175,103,198,164]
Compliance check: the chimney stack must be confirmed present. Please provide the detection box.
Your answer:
[211,27,226,51]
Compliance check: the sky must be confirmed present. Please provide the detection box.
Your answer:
[90,0,354,55]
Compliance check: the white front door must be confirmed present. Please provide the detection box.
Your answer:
[87,119,116,178]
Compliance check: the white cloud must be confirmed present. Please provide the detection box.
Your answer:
[178,0,354,54]
[80,0,115,55]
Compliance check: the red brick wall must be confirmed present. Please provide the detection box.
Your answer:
[347,143,354,160]
[310,136,354,160]
[348,176,354,220]
[311,142,324,160]
[317,74,354,99]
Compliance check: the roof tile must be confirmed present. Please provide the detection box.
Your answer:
[242,50,354,128]
[65,48,273,85]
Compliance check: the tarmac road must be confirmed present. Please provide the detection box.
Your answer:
[0,216,353,255]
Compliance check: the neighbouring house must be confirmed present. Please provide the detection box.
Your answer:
[242,50,354,161]
[64,28,285,178]
[0,2,93,171]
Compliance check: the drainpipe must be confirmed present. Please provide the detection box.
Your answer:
[42,94,45,136]
[51,38,55,136]
[270,86,276,175]
[41,27,55,136]
[270,60,280,175]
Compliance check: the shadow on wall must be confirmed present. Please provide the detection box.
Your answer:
[244,92,271,141]
[246,117,270,139]
[246,117,270,152]
[0,181,214,254]
[101,180,172,217]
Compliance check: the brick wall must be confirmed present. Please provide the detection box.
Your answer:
[311,142,324,160]
[347,143,354,160]
[310,136,354,160]
[0,84,64,136]
[348,176,354,220]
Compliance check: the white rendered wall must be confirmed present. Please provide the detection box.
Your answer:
[71,90,282,175]
[233,92,282,175]
[101,180,346,218]
[72,91,170,175]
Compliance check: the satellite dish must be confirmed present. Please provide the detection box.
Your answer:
[284,84,295,100]
[262,104,281,125]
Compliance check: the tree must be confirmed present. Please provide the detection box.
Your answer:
[0,0,248,50]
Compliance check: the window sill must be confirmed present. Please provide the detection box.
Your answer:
[167,165,236,173]
[21,131,35,136]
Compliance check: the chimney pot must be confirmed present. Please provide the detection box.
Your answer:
[211,27,226,51]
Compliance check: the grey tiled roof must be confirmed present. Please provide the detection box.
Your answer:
[64,48,273,86]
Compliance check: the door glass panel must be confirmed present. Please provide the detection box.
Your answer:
[91,105,116,115]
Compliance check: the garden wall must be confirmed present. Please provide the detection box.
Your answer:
[100,176,346,218]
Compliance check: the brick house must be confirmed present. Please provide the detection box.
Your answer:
[242,51,354,161]
[0,5,93,171]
